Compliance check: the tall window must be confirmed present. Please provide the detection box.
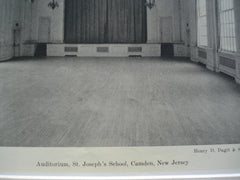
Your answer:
[218,0,236,52]
[197,0,208,47]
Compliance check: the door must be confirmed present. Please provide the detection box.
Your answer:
[38,17,50,43]
[160,17,173,43]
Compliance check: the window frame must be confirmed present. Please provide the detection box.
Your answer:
[197,0,208,47]
[218,0,237,53]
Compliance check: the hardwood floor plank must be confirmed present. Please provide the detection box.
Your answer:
[0,57,239,146]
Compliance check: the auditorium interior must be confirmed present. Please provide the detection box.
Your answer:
[0,0,240,147]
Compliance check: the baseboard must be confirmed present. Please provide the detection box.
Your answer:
[215,68,220,73]
[191,57,199,63]
[236,77,240,85]
[206,64,215,71]
[0,55,13,62]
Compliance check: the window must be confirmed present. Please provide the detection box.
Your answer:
[218,0,236,52]
[197,0,208,47]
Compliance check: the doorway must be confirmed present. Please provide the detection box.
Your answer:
[160,16,173,43]
[38,17,50,43]
[36,17,50,57]
[161,43,174,57]
[160,16,173,56]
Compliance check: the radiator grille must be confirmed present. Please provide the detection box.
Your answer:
[128,47,142,52]
[97,47,109,52]
[64,47,78,52]
[198,50,207,59]
[219,56,236,70]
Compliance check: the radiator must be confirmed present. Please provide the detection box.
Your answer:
[96,47,109,53]
[64,47,78,52]
[219,56,236,70]
[198,50,207,59]
[128,47,142,52]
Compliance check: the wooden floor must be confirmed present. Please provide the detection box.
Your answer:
[0,57,240,147]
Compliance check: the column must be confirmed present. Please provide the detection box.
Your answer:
[189,0,198,62]
[206,0,218,71]
[234,0,240,84]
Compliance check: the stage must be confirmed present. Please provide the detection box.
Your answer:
[47,43,188,57]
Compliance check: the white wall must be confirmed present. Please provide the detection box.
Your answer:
[147,0,190,57]
[20,0,190,56]
[147,0,189,44]
[20,0,64,56]
[24,0,189,45]
[0,0,23,61]
[28,0,64,43]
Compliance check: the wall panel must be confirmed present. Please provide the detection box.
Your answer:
[0,0,23,61]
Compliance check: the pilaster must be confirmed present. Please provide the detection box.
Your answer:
[205,0,217,71]
[234,0,240,84]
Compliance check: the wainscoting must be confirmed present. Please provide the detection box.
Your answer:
[47,44,161,57]
[0,44,13,61]
[47,43,189,57]
[217,52,237,78]
[190,46,240,85]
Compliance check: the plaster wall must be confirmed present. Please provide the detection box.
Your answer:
[147,0,188,44]
[22,0,64,44]
[0,0,23,61]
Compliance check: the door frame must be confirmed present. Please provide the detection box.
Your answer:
[159,16,173,43]
[38,17,51,43]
